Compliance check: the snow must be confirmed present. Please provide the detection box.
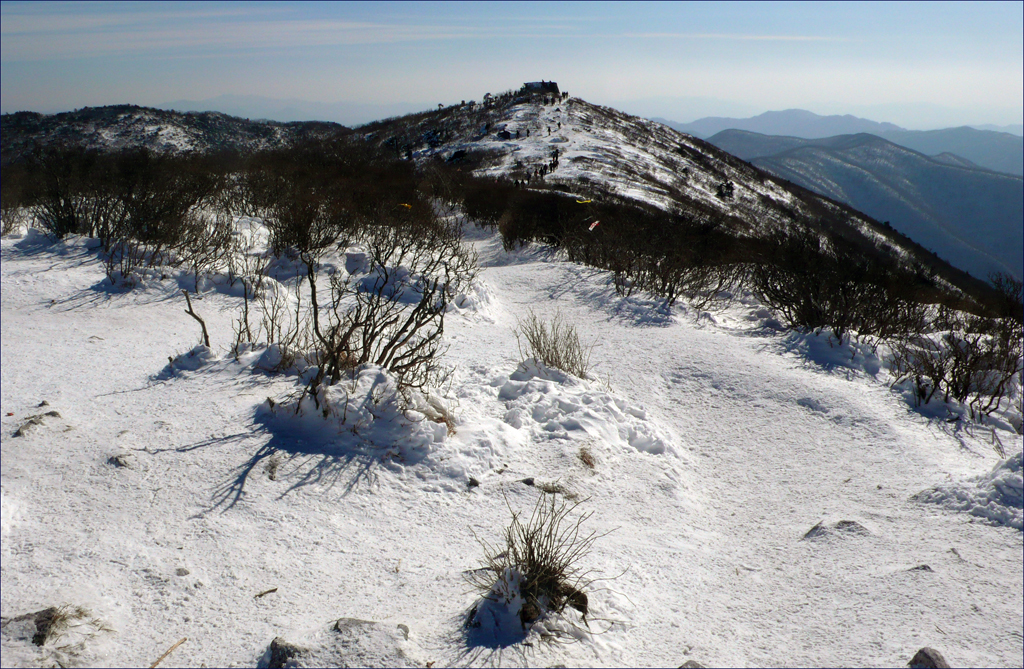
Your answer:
[2,223,1022,668]
[256,618,422,668]
[915,452,1023,530]
[256,363,452,476]
[498,359,672,456]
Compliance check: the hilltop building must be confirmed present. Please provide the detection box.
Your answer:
[522,81,560,95]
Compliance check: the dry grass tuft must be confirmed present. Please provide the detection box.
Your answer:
[32,604,112,648]
[468,495,601,628]
[514,309,593,378]
[537,480,579,502]
[578,446,596,469]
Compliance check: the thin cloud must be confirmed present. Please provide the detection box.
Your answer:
[2,20,493,62]
[1,15,590,62]
[1,2,599,62]
[626,32,848,42]
[0,5,266,35]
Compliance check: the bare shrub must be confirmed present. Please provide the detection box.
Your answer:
[625,214,742,308]
[417,162,471,227]
[181,289,211,348]
[1,163,31,235]
[1,206,31,237]
[238,139,419,257]
[21,146,112,239]
[889,331,952,407]
[468,495,598,630]
[104,236,149,285]
[750,228,928,344]
[229,235,273,354]
[108,151,221,264]
[515,310,593,378]
[237,200,475,415]
[176,209,234,292]
[310,212,477,393]
[889,306,1023,420]
[256,277,314,368]
[23,149,230,284]
[988,272,1024,325]
[252,170,353,259]
[231,142,476,406]
[230,248,312,368]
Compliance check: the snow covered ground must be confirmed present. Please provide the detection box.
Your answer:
[2,224,1021,668]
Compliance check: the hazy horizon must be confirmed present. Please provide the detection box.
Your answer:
[2,1,1022,129]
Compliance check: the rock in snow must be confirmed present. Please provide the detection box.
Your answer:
[908,646,951,668]
[261,619,419,668]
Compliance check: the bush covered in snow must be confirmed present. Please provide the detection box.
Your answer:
[258,363,453,464]
[915,451,1023,530]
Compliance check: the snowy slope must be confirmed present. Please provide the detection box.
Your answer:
[367,96,804,228]
[2,221,1021,668]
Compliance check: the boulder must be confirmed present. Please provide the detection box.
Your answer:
[0,607,59,646]
[268,636,305,669]
[908,647,950,668]
[802,519,871,540]
[263,618,418,668]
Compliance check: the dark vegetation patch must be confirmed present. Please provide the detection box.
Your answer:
[2,98,1020,422]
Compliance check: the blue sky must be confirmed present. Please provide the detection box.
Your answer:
[1,1,1021,128]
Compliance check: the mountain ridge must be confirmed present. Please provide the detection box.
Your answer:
[657,109,1023,176]
[0,104,346,165]
[356,93,996,298]
[156,94,428,128]
[706,128,1023,281]
[0,96,1000,298]
[655,109,904,139]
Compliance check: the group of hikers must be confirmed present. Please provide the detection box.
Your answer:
[512,149,561,186]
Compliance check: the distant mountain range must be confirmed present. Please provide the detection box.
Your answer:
[707,129,1023,280]
[655,109,904,140]
[656,109,1023,176]
[875,127,1023,176]
[972,123,1024,135]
